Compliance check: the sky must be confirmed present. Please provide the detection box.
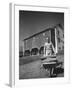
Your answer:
[19,10,64,51]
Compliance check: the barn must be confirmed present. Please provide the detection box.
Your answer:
[23,24,64,56]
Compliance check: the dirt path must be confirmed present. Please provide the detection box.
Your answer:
[19,55,64,79]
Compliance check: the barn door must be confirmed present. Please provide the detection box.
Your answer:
[51,29,55,48]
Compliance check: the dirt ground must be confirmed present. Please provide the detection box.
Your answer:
[19,55,64,79]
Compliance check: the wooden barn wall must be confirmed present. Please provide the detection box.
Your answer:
[24,30,51,51]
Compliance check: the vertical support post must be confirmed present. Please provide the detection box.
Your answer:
[43,43,45,56]
[49,30,51,43]
[55,28,58,54]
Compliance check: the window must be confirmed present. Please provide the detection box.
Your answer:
[43,33,45,36]
[58,37,60,43]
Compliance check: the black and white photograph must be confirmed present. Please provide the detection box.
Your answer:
[19,10,64,79]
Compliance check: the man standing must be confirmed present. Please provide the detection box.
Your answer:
[44,38,55,56]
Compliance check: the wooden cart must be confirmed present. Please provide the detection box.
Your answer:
[40,55,63,77]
